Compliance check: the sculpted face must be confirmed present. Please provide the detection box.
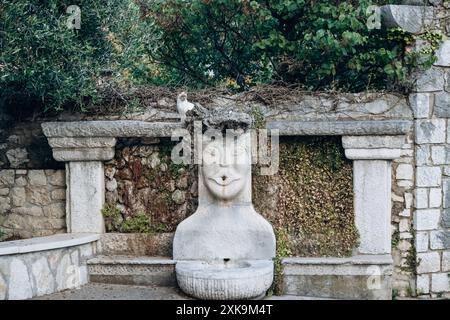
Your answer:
[202,137,250,201]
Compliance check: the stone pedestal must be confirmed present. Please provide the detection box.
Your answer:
[343,135,405,255]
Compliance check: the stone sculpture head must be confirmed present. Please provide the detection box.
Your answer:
[201,133,251,202]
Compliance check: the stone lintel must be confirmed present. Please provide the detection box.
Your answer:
[42,121,181,138]
[267,120,412,136]
[380,5,436,34]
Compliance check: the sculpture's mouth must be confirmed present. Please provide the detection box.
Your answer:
[209,175,240,186]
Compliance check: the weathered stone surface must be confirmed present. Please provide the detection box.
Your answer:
[443,179,450,208]
[171,190,185,205]
[43,203,65,218]
[415,119,446,144]
[416,145,431,166]
[442,251,450,272]
[416,166,441,187]
[0,188,9,196]
[0,170,15,186]
[380,5,436,34]
[416,275,430,295]
[431,146,445,165]
[67,161,105,233]
[396,164,413,180]
[414,67,445,92]
[6,148,29,168]
[434,92,450,118]
[353,160,391,254]
[431,273,450,293]
[11,187,26,207]
[443,209,450,228]
[32,257,54,296]
[11,206,44,217]
[42,121,181,138]
[416,232,429,253]
[282,255,393,300]
[342,135,405,149]
[47,171,65,186]
[55,254,72,291]
[414,209,441,230]
[435,40,450,67]
[87,256,176,287]
[98,233,173,256]
[28,171,47,186]
[14,176,27,187]
[8,258,32,300]
[409,93,430,119]
[48,137,117,148]
[268,120,412,136]
[27,187,52,206]
[105,179,117,192]
[417,252,440,274]
[430,230,450,250]
[429,188,442,208]
[51,189,66,201]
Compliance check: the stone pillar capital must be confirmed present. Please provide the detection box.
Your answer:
[47,137,117,161]
[342,135,406,160]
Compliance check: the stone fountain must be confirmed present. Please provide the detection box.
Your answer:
[173,128,276,300]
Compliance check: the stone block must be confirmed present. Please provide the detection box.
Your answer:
[28,171,47,186]
[8,258,32,300]
[431,273,450,293]
[442,251,450,272]
[0,170,15,187]
[417,252,440,274]
[345,148,401,160]
[416,145,430,166]
[404,193,413,209]
[443,208,450,228]
[48,171,65,187]
[434,92,450,118]
[11,187,26,207]
[0,196,11,213]
[53,148,115,162]
[416,232,429,252]
[6,148,29,168]
[47,137,117,148]
[416,275,430,295]
[27,187,51,206]
[429,188,442,208]
[415,67,445,92]
[444,180,450,208]
[381,5,436,34]
[431,146,446,165]
[43,203,65,218]
[416,166,441,187]
[435,40,450,67]
[414,209,441,230]
[430,230,450,250]
[415,188,428,209]
[396,164,413,180]
[51,189,66,201]
[10,206,44,217]
[0,188,9,196]
[415,119,446,144]
[31,257,55,296]
[409,93,430,119]
[281,255,393,300]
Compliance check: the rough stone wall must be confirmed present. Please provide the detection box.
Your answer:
[0,122,61,170]
[0,242,96,300]
[0,170,66,240]
[103,139,197,233]
[391,129,416,297]
[410,39,450,298]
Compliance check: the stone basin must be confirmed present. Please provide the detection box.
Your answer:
[175,260,274,300]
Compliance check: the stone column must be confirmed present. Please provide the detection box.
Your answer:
[47,137,116,233]
[343,135,405,255]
